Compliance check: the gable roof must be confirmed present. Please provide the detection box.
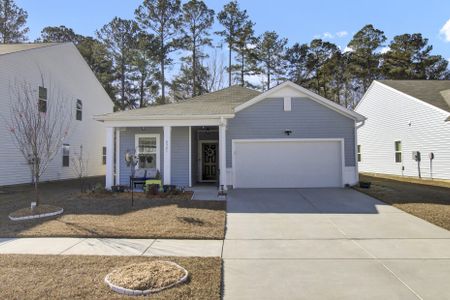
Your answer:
[95,85,261,121]
[234,81,366,122]
[0,43,61,56]
[378,80,450,115]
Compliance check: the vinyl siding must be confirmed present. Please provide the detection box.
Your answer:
[0,43,113,186]
[356,82,450,179]
[171,127,189,186]
[118,127,164,185]
[226,97,356,167]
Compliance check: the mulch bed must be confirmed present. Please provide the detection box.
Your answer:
[0,255,221,300]
[356,174,450,230]
[0,178,226,239]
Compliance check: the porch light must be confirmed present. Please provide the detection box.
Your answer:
[284,129,292,136]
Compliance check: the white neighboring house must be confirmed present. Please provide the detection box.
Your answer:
[356,80,450,180]
[0,43,114,186]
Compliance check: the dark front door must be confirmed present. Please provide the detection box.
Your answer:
[201,142,218,181]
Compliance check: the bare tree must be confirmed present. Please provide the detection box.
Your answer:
[6,77,72,208]
[205,49,226,92]
[71,145,88,192]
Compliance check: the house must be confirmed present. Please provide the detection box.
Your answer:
[355,80,450,180]
[95,81,365,190]
[0,43,114,186]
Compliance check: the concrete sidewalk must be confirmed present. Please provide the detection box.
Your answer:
[0,237,223,257]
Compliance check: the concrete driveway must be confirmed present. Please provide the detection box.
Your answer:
[223,188,450,300]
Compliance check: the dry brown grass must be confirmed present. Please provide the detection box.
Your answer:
[107,261,186,291]
[0,178,226,239]
[356,174,450,230]
[0,255,221,300]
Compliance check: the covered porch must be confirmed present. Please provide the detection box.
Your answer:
[104,118,228,191]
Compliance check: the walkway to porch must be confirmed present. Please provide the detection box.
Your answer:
[187,185,226,201]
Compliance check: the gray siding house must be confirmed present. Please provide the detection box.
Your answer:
[95,81,365,189]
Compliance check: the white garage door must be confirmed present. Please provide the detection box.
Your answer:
[233,139,343,188]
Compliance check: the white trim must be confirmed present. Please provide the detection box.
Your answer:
[115,128,120,185]
[358,81,450,117]
[234,81,366,121]
[134,133,161,172]
[283,96,292,111]
[98,119,225,128]
[219,121,227,190]
[188,126,192,187]
[163,126,171,185]
[231,138,346,188]
[105,127,114,189]
[197,140,218,183]
[94,114,234,122]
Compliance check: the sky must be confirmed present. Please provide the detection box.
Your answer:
[16,0,450,61]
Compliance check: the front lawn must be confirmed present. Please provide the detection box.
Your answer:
[0,178,226,239]
[356,174,450,231]
[0,255,221,300]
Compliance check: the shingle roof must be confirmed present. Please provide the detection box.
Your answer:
[378,80,450,114]
[96,85,261,120]
[0,43,61,55]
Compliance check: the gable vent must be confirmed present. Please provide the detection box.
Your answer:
[284,96,292,111]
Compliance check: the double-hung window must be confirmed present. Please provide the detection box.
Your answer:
[395,141,402,163]
[135,134,160,170]
[102,146,107,165]
[38,86,47,113]
[76,99,82,121]
[62,144,70,167]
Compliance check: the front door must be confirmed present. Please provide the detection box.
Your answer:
[200,142,218,182]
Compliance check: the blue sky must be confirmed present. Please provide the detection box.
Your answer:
[17,0,450,60]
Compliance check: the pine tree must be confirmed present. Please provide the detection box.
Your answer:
[39,25,81,43]
[217,0,252,87]
[382,33,449,80]
[0,0,28,43]
[347,24,386,93]
[180,0,214,97]
[234,20,257,87]
[285,43,311,86]
[255,31,288,90]
[135,0,182,104]
[97,17,140,110]
[130,33,159,107]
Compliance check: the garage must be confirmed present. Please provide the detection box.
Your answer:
[232,139,343,188]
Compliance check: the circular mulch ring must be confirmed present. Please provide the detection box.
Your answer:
[8,205,64,221]
[105,261,189,296]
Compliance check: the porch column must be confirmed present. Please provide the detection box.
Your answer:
[115,128,121,185]
[105,127,114,189]
[219,118,227,190]
[163,126,172,185]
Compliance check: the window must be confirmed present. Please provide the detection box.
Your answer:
[102,146,107,165]
[135,134,160,170]
[76,99,82,121]
[38,86,47,113]
[357,145,361,162]
[395,141,402,163]
[62,144,70,167]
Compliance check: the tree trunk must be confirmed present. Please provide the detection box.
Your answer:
[228,42,232,87]
[161,58,165,104]
[241,53,245,86]
[33,175,40,208]
[193,44,197,97]
[140,78,144,108]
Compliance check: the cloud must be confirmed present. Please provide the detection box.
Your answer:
[314,31,348,40]
[440,19,450,42]
[380,46,390,54]
[336,31,348,38]
[343,46,354,53]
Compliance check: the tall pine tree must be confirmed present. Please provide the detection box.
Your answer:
[180,0,214,97]
[135,0,182,104]
[97,17,140,110]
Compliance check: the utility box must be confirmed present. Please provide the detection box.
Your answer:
[412,151,421,162]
